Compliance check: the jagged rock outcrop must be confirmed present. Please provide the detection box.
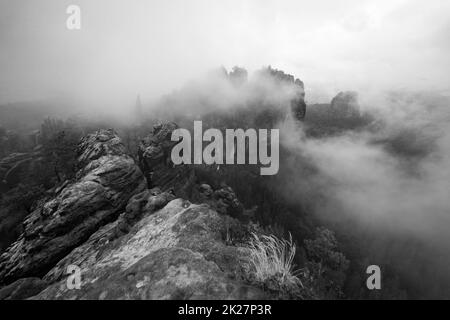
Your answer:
[137,123,250,220]
[229,66,248,87]
[31,198,266,300]
[257,66,306,121]
[138,122,194,196]
[305,91,372,137]
[0,129,146,285]
[330,91,360,118]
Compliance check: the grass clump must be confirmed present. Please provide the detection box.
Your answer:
[243,232,312,299]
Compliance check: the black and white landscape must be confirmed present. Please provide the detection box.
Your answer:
[0,0,449,300]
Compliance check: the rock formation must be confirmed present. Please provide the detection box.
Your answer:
[32,198,266,300]
[229,66,248,87]
[0,129,146,284]
[137,123,250,220]
[257,66,306,121]
[138,121,194,194]
[330,91,360,118]
[304,91,372,137]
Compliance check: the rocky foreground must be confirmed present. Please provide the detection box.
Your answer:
[0,127,273,300]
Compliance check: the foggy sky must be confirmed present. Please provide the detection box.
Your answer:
[0,0,449,105]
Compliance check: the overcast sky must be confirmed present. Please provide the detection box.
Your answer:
[0,0,449,105]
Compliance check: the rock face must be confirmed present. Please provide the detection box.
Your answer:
[305,91,371,137]
[257,66,306,121]
[32,198,266,300]
[138,122,194,196]
[0,129,146,285]
[137,123,249,220]
[330,91,360,118]
[229,66,248,87]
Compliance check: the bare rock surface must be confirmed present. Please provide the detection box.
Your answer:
[33,198,266,300]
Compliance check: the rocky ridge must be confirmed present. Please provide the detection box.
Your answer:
[0,127,272,299]
[0,129,146,285]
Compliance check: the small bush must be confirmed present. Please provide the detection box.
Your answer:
[303,227,349,299]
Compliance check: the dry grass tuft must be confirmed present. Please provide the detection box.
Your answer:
[245,232,302,290]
